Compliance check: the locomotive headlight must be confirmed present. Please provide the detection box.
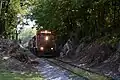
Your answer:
[45,36,49,41]
[51,48,53,50]
[40,47,44,51]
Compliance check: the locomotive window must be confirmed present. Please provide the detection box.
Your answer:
[39,34,54,40]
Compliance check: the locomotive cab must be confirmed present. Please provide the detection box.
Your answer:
[35,30,57,57]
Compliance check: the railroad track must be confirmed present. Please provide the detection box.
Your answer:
[45,58,113,80]
[45,58,88,80]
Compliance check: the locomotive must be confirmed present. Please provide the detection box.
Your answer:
[29,30,58,57]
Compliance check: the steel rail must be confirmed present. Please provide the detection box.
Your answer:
[51,58,113,79]
[45,58,89,80]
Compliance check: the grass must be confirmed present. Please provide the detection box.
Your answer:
[50,59,112,80]
[73,68,112,80]
[0,69,44,80]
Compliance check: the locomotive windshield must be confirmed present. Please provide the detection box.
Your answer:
[37,33,55,43]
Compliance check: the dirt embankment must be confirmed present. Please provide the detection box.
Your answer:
[0,38,39,73]
[60,36,120,78]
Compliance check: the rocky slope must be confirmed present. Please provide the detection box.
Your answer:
[60,36,120,78]
[0,38,39,73]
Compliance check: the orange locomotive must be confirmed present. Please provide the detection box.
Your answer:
[29,30,57,57]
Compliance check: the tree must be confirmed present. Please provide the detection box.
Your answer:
[0,0,35,39]
[32,0,120,44]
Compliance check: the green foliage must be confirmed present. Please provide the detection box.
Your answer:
[0,70,43,80]
[32,0,120,43]
[19,28,36,43]
[0,0,34,39]
[1,0,120,43]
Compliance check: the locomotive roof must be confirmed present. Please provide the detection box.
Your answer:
[37,30,54,35]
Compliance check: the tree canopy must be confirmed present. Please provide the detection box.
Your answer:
[0,0,34,39]
[32,0,120,44]
[0,0,120,44]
